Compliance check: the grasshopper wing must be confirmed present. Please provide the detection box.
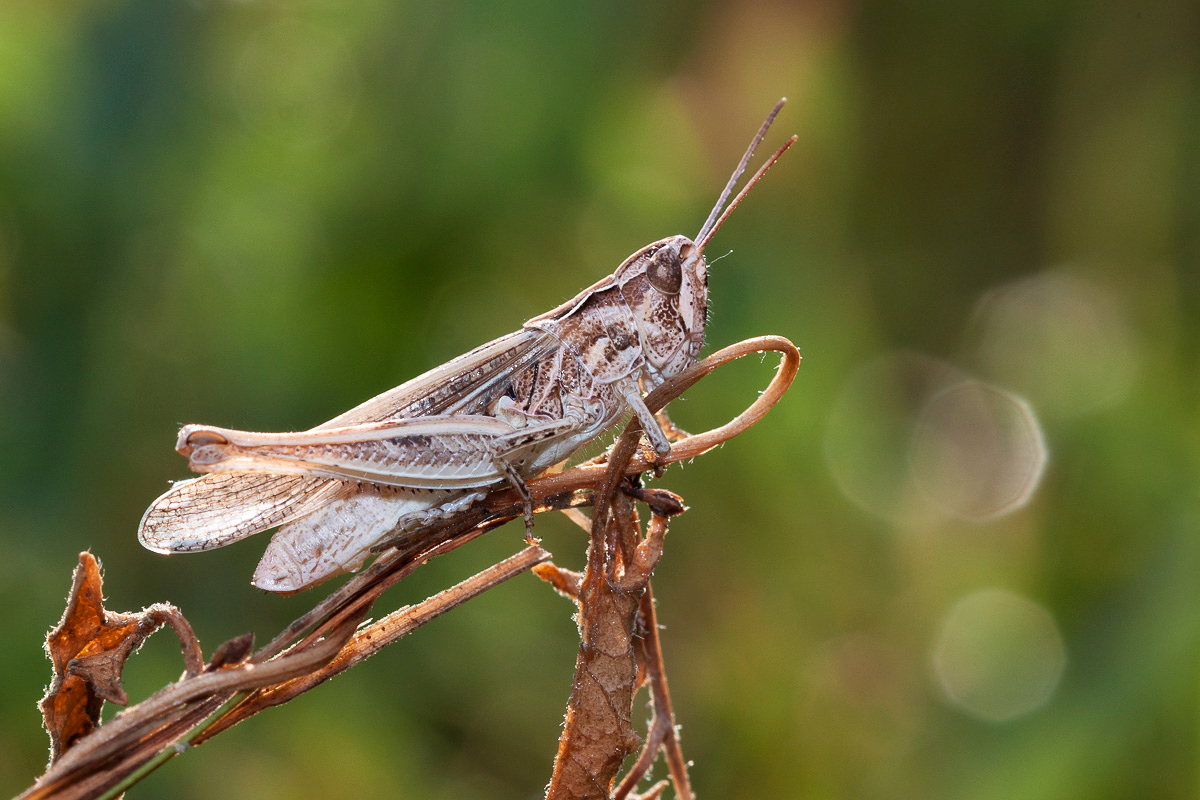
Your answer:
[139,330,558,554]
[139,473,346,553]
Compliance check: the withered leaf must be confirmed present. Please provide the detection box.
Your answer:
[40,553,144,763]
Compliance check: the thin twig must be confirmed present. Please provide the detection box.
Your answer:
[93,691,247,800]
[198,545,549,739]
[613,586,692,800]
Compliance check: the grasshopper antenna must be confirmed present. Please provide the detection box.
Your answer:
[695,97,789,246]
[695,133,797,254]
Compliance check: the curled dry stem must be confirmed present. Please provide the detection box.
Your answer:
[541,335,798,799]
[505,334,801,526]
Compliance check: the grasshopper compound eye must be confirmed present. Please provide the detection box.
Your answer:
[647,246,683,295]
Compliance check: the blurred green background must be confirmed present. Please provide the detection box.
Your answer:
[2,1,1198,798]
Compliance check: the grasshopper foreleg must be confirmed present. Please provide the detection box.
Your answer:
[616,379,672,457]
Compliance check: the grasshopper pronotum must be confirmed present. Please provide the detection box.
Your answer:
[139,99,796,592]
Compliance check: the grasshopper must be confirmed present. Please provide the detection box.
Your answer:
[139,100,796,592]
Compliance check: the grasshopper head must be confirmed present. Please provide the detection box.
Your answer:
[630,100,797,380]
[618,235,709,379]
[527,101,795,385]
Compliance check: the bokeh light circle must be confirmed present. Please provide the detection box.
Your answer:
[823,352,965,527]
[933,588,1067,722]
[909,381,1048,522]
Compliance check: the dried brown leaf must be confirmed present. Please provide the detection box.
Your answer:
[40,553,141,762]
[39,553,205,767]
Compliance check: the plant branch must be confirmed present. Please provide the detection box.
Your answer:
[197,545,549,739]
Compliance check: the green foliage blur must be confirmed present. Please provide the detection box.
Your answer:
[2,1,1198,798]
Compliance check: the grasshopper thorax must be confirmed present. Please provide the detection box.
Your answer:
[523,234,708,387]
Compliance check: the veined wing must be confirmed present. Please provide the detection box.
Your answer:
[321,328,559,426]
[139,473,346,553]
[139,331,557,554]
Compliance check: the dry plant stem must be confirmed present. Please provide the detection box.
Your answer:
[640,591,691,800]
[255,512,498,662]
[22,619,360,800]
[198,545,549,739]
[545,492,655,800]
[612,587,691,800]
[31,694,232,800]
[92,691,246,800]
[24,546,547,800]
[58,620,356,772]
[540,335,799,799]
